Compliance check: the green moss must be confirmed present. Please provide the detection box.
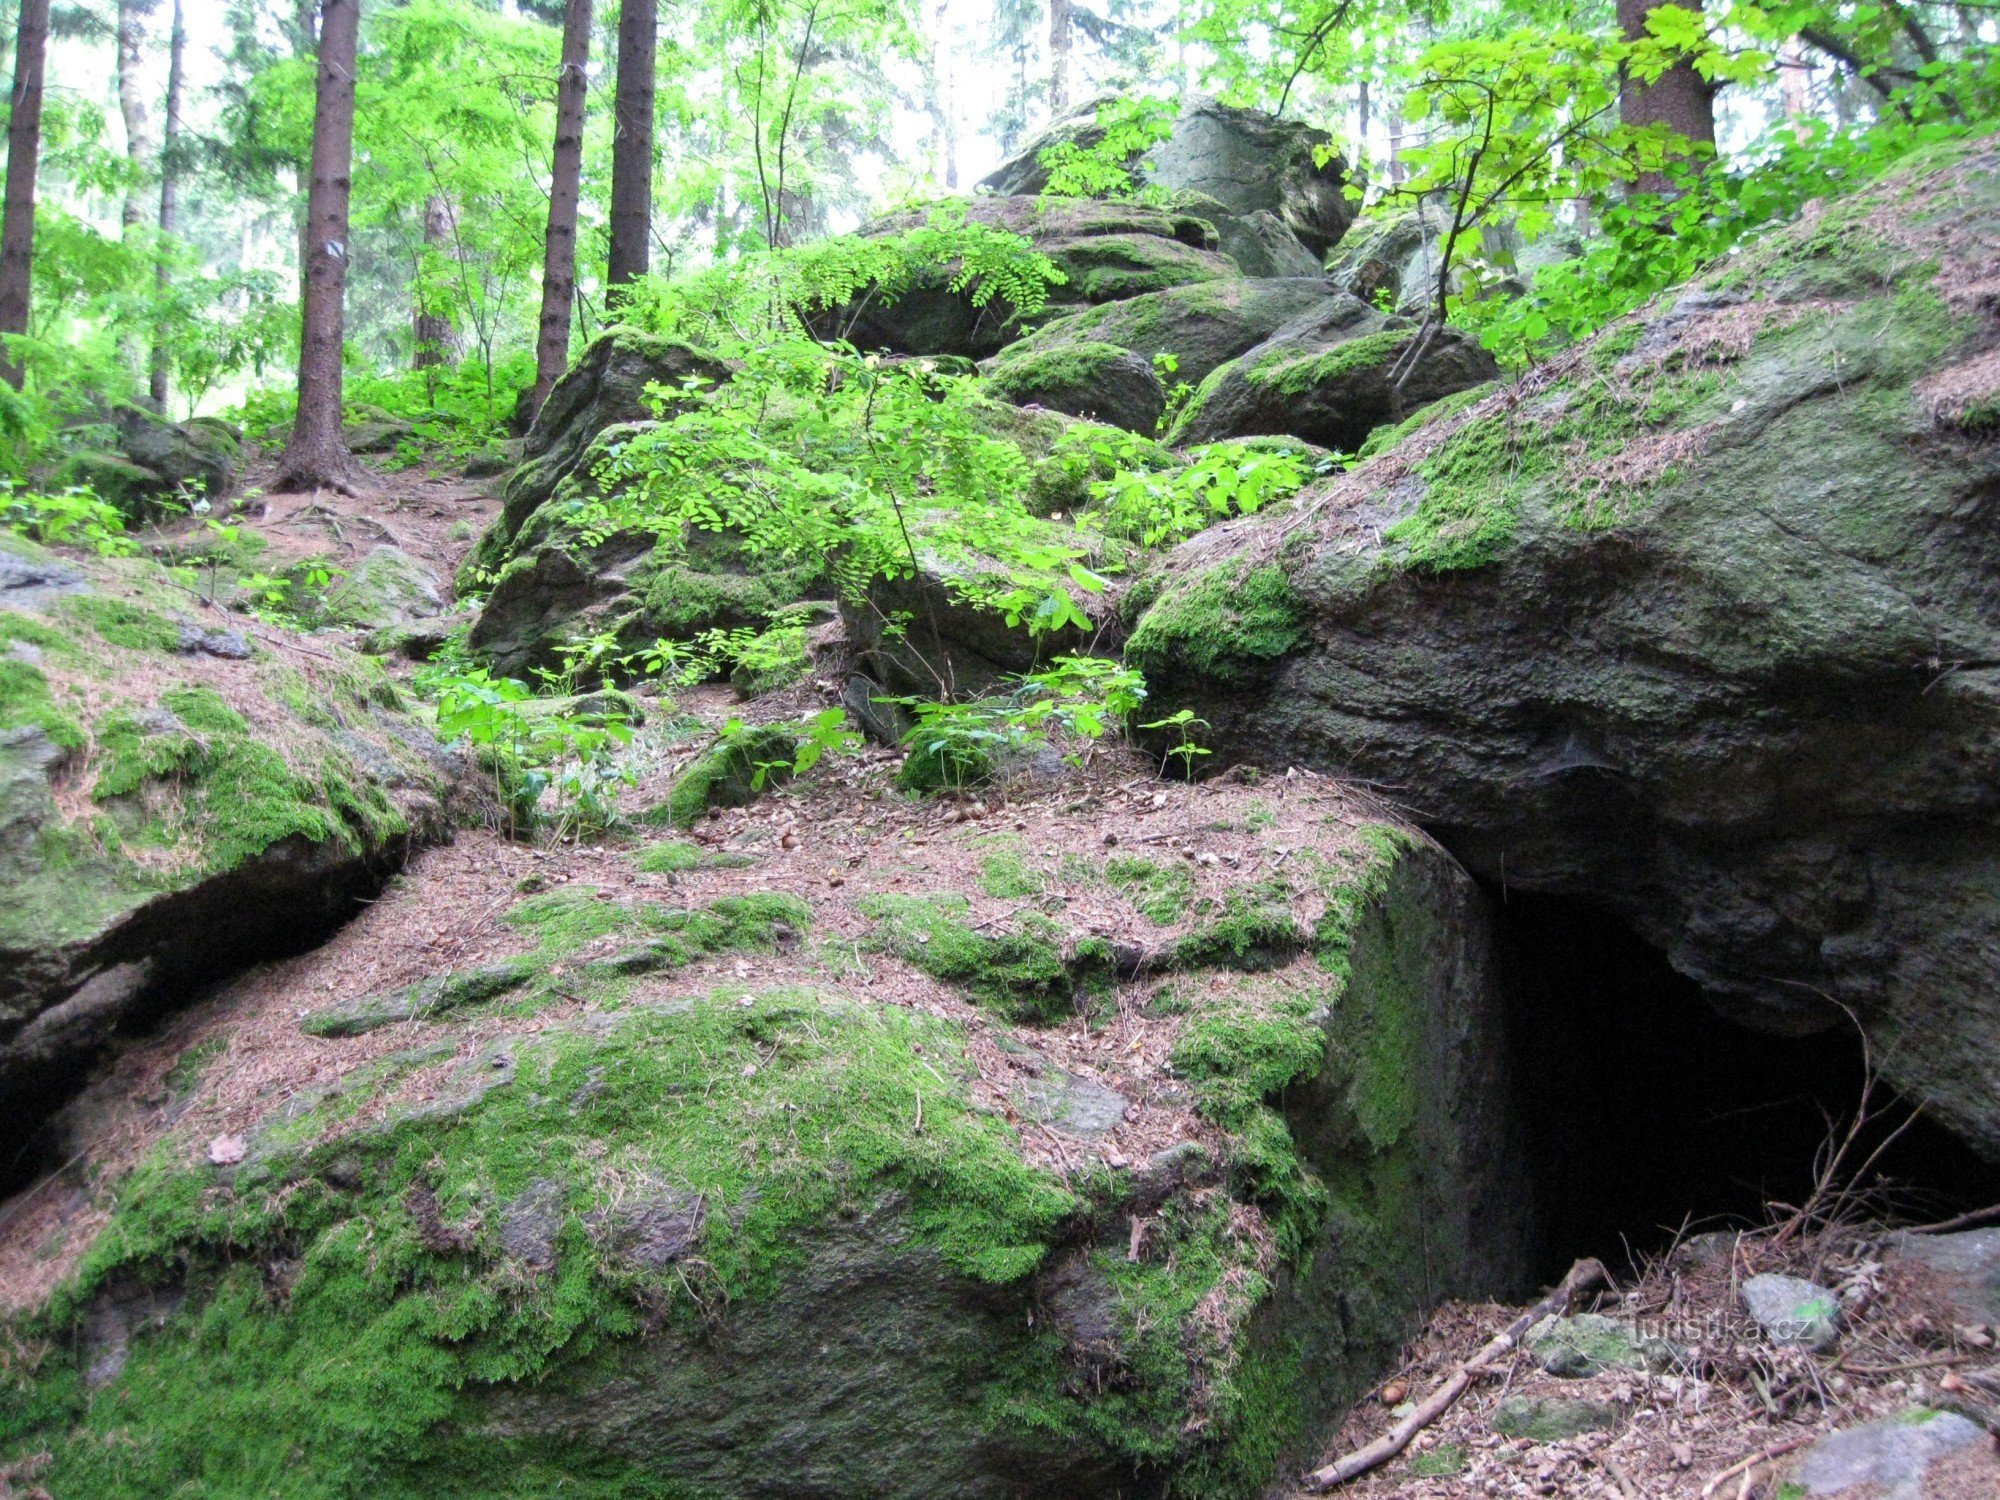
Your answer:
[0,657,86,752]
[858,892,1106,1023]
[13,988,1079,1497]
[1354,382,1492,460]
[1166,882,1308,970]
[986,342,1142,406]
[1126,560,1303,687]
[87,688,394,873]
[64,595,181,652]
[664,723,797,827]
[632,838,703,874]
[975,839,1045,898]
[1244,328,1409,398]
[1105,853,1191,924]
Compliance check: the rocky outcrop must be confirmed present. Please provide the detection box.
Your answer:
[1128,134,2000,1157]
[466,329,734,584]
[0,783,1528,1496]
[983,95,1354,275]
[62,406,240,509]
[0,533,456,1169]
[984,340,1165,432]
[837,196,1239,360]
[991,276,1335,390]
[1328,201,1586,320]
[1168,294,1498,450]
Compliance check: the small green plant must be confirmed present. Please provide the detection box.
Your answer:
[0,481,140,555]
[892,655,1146,795]
[422,663,638,836]
[1089,442,1309,548]
[1142,707,1212,781]
[1036,97,1176,200]
[1153,351,1197,435]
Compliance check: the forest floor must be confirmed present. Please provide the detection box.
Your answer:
[3,457,1997,1498]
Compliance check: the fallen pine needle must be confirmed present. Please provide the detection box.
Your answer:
[1302,1257,1609,1490]
[1700,1435,1814,1498]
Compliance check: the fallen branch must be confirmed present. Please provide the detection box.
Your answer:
[1699,1435,1814,1498]
[1302,1257,1609,1490]
[1907,1201,2000,1235]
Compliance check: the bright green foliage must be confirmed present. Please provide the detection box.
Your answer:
[623,206,1065,351]
[1,482,140,555]
[1036,98,1178,200]
[1088,440,1310,548]
[976,839,1046,899]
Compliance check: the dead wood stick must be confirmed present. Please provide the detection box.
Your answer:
[1698,1435,1814,1498]
[1302,1257,1609,1490]
[1907,1201,2000,1235]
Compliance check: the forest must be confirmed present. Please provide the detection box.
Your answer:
[4,0,2000,1496]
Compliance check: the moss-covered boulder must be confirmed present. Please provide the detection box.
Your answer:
[836,196,1239,360]
[0,532,455,1157]
[111,403,239,502]
[1167,294,1499,451]
[468,328,735,584]
[983,95,1355,267]
[1130,132,2000,1160]
[985,340,1166,433]
[995,277,1336,391]
[0,794,1528,1498]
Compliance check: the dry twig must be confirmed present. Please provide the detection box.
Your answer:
[1302,1258,1609,1489]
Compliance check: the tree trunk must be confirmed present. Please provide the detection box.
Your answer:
[1618,0,1718,196]
[412,193,457,371]
[1777,38,1813,122]
[148,0,184,410]
[1048,0,1072,114]
[607,0,655,299]
[0,0,50,391]
[275,0,364,494]
[531,0,592,421]
[117,0,157,234]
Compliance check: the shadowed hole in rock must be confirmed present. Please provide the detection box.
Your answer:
[1490,889,2000,1282]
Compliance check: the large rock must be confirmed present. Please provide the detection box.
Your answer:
[2,793,1528,1497]
[1127,134,2000,1157]
[984,341,1165,433]
[112,403,239,501]
[834,197,1238,360]
[0,532,455,1172]
[467,329,734,584]
[1168,294,1499,451]
[993,276,1336,390]
[1329,200,1587,318]
[983,95,1355,267]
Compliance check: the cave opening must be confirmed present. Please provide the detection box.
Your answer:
[1489,889,2000,1283]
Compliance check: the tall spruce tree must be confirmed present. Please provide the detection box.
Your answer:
[275,0,365,493]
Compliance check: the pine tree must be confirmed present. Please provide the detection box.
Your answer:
[608,0,656,297]
[0,0,51,391]
[275,0,365,494]
[532,0,593,419]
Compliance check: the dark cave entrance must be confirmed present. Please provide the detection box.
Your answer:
[1489,889,2000,1282]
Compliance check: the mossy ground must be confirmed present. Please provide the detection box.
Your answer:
[1,733,1484,1500]
[0,534,446,953]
